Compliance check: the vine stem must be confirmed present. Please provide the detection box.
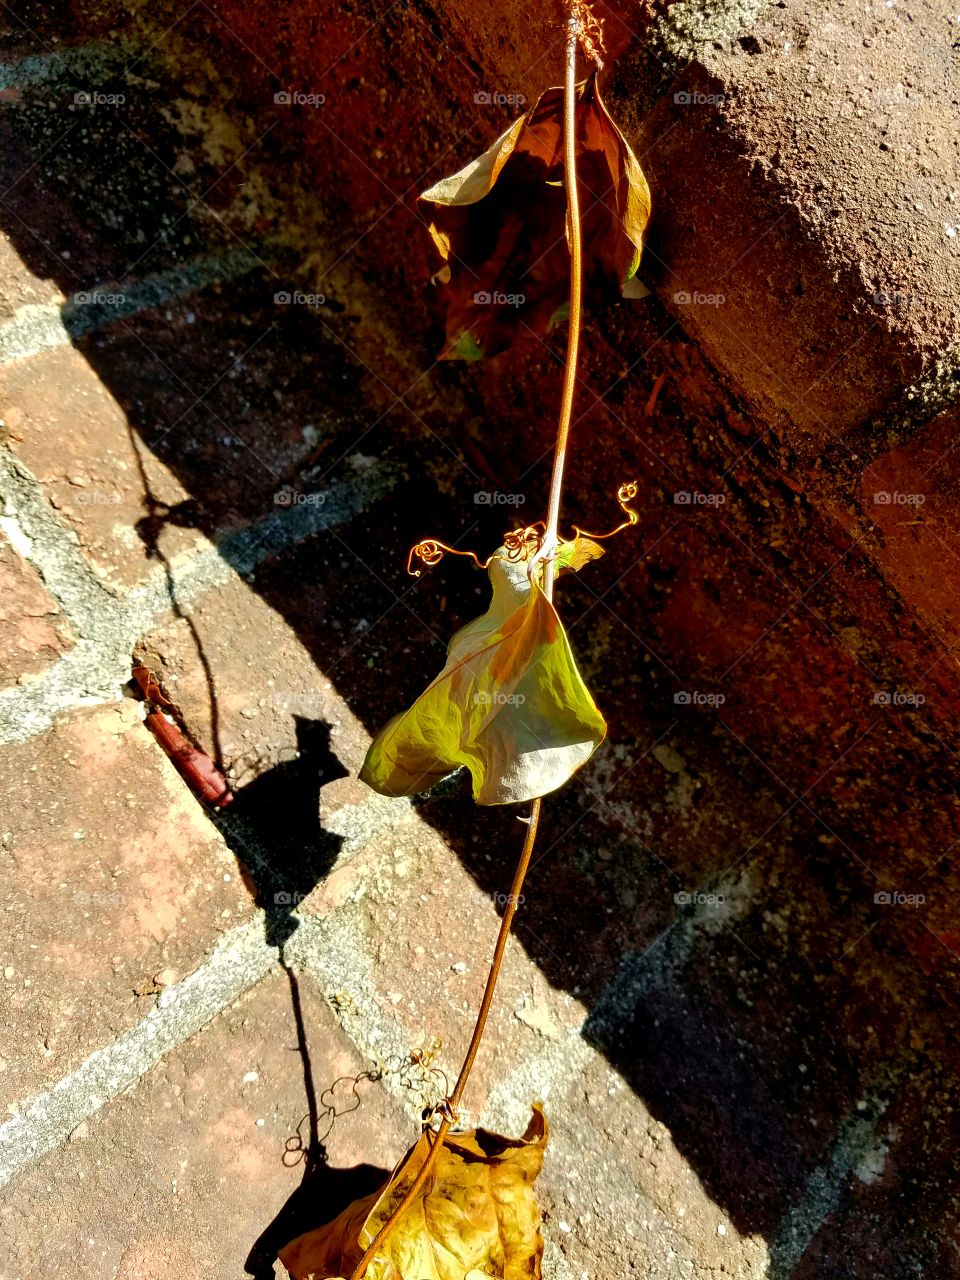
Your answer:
[542,10,583,606]
[347,16,583,1279]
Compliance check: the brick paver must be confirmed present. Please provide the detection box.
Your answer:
[0,968,407,1280]
[0,531,73,687]
[1,2,959,1278]
[0,702,252,1107]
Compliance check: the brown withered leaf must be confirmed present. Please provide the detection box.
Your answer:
[419,71,651,360]
[280,1106,548,1280]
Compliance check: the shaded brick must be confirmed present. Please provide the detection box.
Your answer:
[857,404,960,651]
[1,344,202,589]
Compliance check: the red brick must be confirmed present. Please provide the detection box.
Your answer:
[0,531,73,688]
[0,702,253,1108]
[0,969,408,1280]
[621,0,960,452]
[857,405,960,651]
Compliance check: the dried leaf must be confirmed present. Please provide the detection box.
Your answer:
[280,1106,549,1280]
[420,71,651,359]
[359,538,606,805]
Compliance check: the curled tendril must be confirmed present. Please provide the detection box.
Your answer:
[282,1067,384,1167]
[407,539,485,578]
[501,522,546,563]
[407,525,545,578]
[570,480,639,541]
[406,483,638,579]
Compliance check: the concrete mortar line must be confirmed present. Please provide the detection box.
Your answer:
[283,913,579,1280]
[0,249,263,366]
[763,1063,904,1279]
[0,788,421,1191]
[483,1001,715,1277]
[582,865,758,1050]
[0,449,120,633]
[0,39,140,90]
[281,910,422,1119]
[0,916,278,1190]
[0,455,401,744]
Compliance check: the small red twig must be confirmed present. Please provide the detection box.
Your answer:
[132,664,233,809]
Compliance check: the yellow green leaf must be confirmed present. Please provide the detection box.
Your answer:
[280,1107,548,1280]
[359,538,606,805]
